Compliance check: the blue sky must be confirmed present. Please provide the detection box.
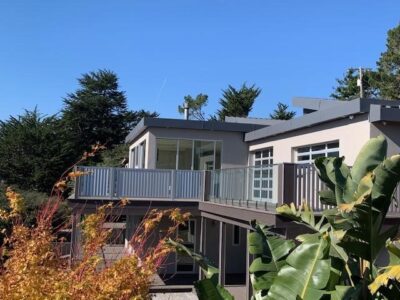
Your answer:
[0,1,399,121]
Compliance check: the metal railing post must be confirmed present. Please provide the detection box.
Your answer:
[170,170,176,200]
[74,166,79,199]
[109,167,115,199]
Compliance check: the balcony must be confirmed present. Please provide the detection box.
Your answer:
[74,166,205,201]
[73,164,400,217]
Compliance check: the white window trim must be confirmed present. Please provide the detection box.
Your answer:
[295,141,340,164]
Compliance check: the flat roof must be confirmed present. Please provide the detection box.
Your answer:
[125,117,266,144]
[245,98,400,142]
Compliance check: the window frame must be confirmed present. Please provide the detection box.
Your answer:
[155,138,223,170]
[295,141,340,164]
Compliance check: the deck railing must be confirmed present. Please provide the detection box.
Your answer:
[75,166,204,200]
[73,165,400,216]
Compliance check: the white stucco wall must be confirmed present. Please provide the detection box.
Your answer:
[248,115,371,166]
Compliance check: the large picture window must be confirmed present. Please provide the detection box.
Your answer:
[296,141,339,164]
[156,139,222,170]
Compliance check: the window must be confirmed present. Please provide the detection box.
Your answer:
[176,220,196,272]
[232,225,240,246]
[156,139,178,169]
[156,139,222,170]
[194,141,215,170]
[252,148,274,201]
[129,141,147,169]
[177,140,193,170]
[295,141,339,164]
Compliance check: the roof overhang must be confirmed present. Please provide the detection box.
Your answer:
[245,98,400,142]
[125,117,266,144]
[370,104,400,123]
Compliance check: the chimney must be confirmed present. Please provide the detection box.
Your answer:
[183,102,189,120]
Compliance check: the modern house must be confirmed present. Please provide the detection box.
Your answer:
[68,97,400,298]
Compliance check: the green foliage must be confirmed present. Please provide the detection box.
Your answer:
[62,69,157,158]
[248,222,295,298]
[178,94,209,120]
[96,144,129,167]
[376,24,400,100]
[269,102,296,120]
[168,239,234,300]
[217,83,261,121]
[0,183,70,246]
[331,69,378,100]
[0,109,74,192]
[332,24,400,100]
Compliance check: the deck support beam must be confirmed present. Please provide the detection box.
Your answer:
[218,221,226,286]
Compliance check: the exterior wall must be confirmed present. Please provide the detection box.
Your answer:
[370,122,400,157]
[248,114,370,166]
[139,127,249,169]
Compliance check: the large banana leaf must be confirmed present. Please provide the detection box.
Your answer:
[248,222,294,297]
[267,234,331,300]
[168,239,234,300]
[339,156,400,264]
[276,203,330,233]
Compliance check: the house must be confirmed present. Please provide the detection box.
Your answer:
[68,97,400,297]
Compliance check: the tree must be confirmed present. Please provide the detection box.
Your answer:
[96,144,129,167]
[178,94,208,120]
[0,109,74,193]
[376,24,400,99]
[62,69,157,158]
[331,68,378,100]
[269,102,296,120]
[217,83,261,121]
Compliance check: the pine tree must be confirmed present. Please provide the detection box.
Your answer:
[62,70,157,158]
[331,69,377,100]
[217,83,261,121]
[269,102,296,120]
[0,109,74,192]
[178,94,208,120]
[376,24,400,99]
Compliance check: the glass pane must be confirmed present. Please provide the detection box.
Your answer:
[297,147,309,153]
[253,190,260,198]
[327,142,339,149]
[215,142,222,170]
[255,151,261,159]
[311,144,325,151]
[261,190,268,198]
[178,140,193,170]
[298,155,310,161]
[156,139,177,169]
[261,180,268,188]
[194,141,215,170]
[327,151,340,157]
[312,153,325,159]
[254,180,260,188]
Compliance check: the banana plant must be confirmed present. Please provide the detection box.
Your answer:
[314,136,400,277]
[167,239,234,300]
[369,240,400,298]
[248,221,295,299]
